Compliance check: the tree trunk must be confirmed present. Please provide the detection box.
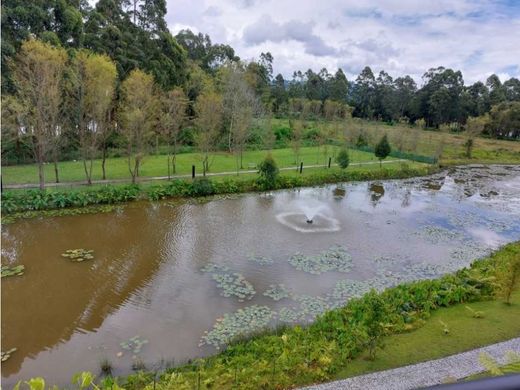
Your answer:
[167,154,171,180]
[53,159,60,183]
[102,147,107,180]
[83,158,92,185]
[38,161,45,190]
[240,148,244,169]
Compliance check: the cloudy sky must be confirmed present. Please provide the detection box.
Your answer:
[166,0,520,84]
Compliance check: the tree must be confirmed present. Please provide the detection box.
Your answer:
[336,148,350,169]
[71,50,117,184]
[257,154,279,190]
[362,290,388,360]
[494,247,520,304]
[10,39,67,190]
[465,116,488,158]
[220,65,257,173]
[328,69,349,102]
[194,91,223,175]
[159,88,188,178]
[119,69,158,183]
[290,118,303,165]
[354,66,376,119]
[375,134,391,167]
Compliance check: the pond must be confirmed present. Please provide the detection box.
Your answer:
[2,165,520,386]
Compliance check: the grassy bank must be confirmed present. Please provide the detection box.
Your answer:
[1,162,434,221]
[37,242,516,390]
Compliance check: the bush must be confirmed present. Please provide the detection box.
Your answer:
[189,177,215,196]
[336,148,350,169]
[256,154,279,190]
[375,134,391,166]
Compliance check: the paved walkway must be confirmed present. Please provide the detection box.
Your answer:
[302,337,520,390]
[3,159,407,189]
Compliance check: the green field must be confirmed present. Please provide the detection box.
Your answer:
[1,146,382,185]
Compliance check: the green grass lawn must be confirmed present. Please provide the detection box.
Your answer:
[335,289,520,381]
[1,146,384,185]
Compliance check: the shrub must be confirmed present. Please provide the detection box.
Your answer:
[375,134,391,167]
[189,177,215,197]
[336,148,350,169]
[257,154,279,190]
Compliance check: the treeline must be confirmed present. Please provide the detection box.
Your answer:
[1,0,519,189]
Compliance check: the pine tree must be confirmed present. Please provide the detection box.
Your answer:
[375,134,391,167]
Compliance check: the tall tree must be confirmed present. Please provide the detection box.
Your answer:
[159,87,188,178]
[486,74,506,106]
[71,50,117,184]
[354,66,376,119]
[328,69,349,102]
[10,39,67,189]
[119,69,157,183]
[194,92,223,175]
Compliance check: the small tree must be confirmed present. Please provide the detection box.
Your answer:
[119,69,158,183]
[363,290,387,360]
[257,154,279,190]
[290,118,303,165]
[356,132,368,148]
[336,148,350,169]
[10,39,67,190]
[495,250,520,305]
[159,88,188,178]
[375,134,391,167]
[194,92,223,176]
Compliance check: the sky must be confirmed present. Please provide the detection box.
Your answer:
[163,0,520,85]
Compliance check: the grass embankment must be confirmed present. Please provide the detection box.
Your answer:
[100,242,519,390]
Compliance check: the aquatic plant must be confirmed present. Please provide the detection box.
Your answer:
[200,305,275,348]
[201,263,255,301]
[293,295,331,319]
[263,284,291,301]
[61,249,95,262]
[120,336,148,354]
[288,245,352,275]
[277,307,301,323]
[1,265,25,278]
[1,348,17,362]
[247,255,274,266]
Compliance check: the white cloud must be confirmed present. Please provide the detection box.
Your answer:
[160,0,520,84]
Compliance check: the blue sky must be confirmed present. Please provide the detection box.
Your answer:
[161,0,520,84]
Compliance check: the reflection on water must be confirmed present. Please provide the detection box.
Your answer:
[2,165,520,386]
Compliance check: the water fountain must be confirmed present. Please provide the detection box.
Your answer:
[276,198,341,233]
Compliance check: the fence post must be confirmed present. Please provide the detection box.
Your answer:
[328,157,332,168]
[299,162,303,174]
[192,165,195,179]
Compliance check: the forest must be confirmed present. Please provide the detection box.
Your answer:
[2,0,520,189]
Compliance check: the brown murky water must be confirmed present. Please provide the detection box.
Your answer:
[2,165,520,386]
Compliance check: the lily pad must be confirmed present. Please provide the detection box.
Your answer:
[1,348,17,362]
[61,249,95,262]
[288,245,352,274]
[120,335,148,354]
[1,265,25,278]
[263,284,291,301]
[201,263,255,301]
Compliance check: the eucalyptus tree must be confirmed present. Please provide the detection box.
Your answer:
[119,69,158,183]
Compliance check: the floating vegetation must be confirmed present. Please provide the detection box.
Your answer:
[329,280,371,302]
[263,284,291,301]
[1,348,17,362]
[201,306,274,348]
[61,249,95,262]
[201,263,255,301]
[277,307,301,323]
[1,205,120,225]
[413,225,465,244]
[1,265,25,278]
[288,245,352,275]
[120,336,148,354]
[247,255,274,266]
[293,295,330,319]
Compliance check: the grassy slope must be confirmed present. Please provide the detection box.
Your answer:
[335,289,520,380]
